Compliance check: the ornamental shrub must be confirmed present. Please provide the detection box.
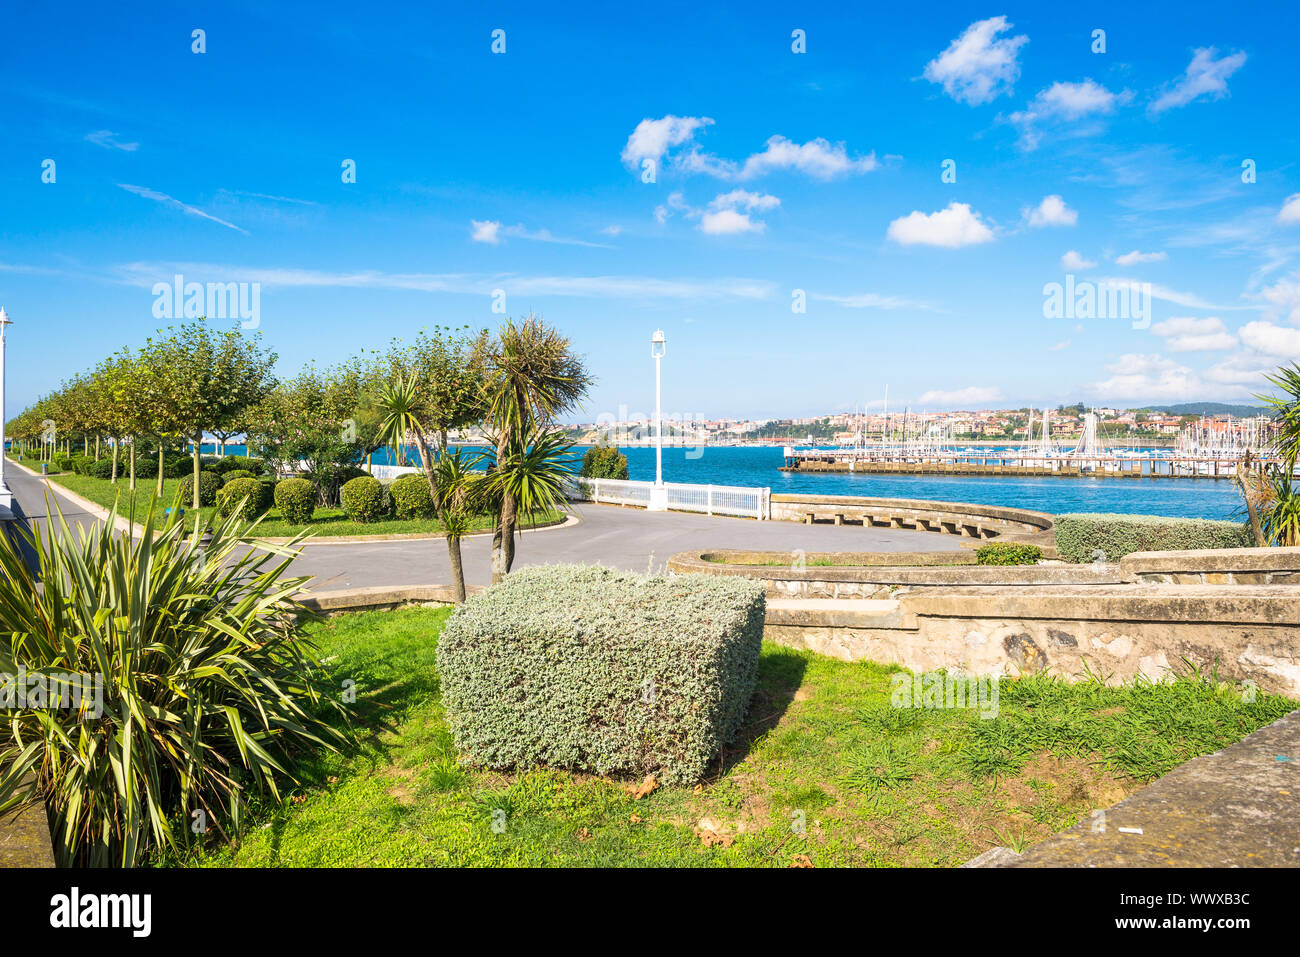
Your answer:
[87,457,115,479]
[438,564,766,785]
[55,457,75,472]
[390,473,435,519]
[216,477,272,520]
[177,470,221,507]
[1055,513,1253,563]
[975,543,1043,566]
[164,456,191,479]
[580,445,630,480]
[340,476,389,523]
[223,469,256,485]
[274,478,316,524]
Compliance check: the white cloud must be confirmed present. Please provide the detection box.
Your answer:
[923,16,1028,106]
[117,184,246,233]
[1278,194,1300,225]
[1256,274,1300,323]
[471,220,613,248]
[887,202,994,248]
[813,292,938,311]
[1238,320,1300,359]
[1007,80,1131,148]
[1048,339,1071,351]
[1150,48,1247,114]
[470,220,501,244]
[699,209,764,235]
[115,261,778,302]
[736,135,877,180]
[621,115,713,167]
[86,129,139,151]
[1115,249,1167,266]
[1206,352,1281,386]
[1061,250,1097,270]
[1093,353,1204,401]
[1025,194,1077,227]
[601,225,623,236]
[916,386,1004,407]
[1150,316,1237,351]
[698,189,781,235]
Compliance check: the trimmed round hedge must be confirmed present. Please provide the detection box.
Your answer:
[222,469,256,485]
[216,477,272,520]
[274,478,316,524]
[390,473,435,519]
[340,476,389,523]
[178,470,222,507]
[1055,513,1253,563]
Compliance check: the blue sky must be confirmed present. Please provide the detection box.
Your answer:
[3,0,1300,421]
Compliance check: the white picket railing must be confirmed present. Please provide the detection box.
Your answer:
[366,463,421,481]
[568,477,770,520]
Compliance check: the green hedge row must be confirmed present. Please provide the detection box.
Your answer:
[438,564,766,785]
[975,543,1042,566]
[1055,513,1253,563]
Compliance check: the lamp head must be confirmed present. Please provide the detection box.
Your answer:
[0,306,10,327]
[650,328,666,358]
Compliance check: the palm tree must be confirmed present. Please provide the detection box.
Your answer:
[483,424,576,579]
[375,376,484,602]
[432,448,484,602]
[478,317,591,581]
[1238,363,1300,546]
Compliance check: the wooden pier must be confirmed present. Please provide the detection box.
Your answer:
[780,448,1284,480]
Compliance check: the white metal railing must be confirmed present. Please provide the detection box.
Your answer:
[365,463,421,481]
[568,477,770,520]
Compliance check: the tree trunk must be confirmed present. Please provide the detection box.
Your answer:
[192,434,202,508]
[111,440,119,483]
[447,536,466,602]
[1238,458,1267,547]
[157,439,166,497]
[129,440,136,491]
[95,435,100,462]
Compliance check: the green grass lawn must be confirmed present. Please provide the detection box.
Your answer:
[172,606,1296,868]
[41,471,563,538]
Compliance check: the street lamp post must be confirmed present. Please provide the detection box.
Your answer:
[648,329,667,511]
[0,307,12,513]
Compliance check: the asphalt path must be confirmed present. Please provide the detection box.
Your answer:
[5,465,964,591]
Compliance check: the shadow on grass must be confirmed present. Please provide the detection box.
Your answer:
[713,647,808,778]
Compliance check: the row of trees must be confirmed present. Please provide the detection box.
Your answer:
[7,316,592,596]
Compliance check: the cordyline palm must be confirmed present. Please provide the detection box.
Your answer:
[0,494,350,866]
[432,448,485,602]
[483,425,576,580]
[479,318,591,582]
[1240,363,1300,546]
[375,376,480,601]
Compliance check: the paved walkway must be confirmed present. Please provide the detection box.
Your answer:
[5,465,965,591]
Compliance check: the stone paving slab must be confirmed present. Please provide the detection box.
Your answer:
[1004,708,1300,867]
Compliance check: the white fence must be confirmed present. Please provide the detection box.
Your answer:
[366,463,420,481]
[569,477,770,520]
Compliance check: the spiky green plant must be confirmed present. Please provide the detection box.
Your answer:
[0,495,351,866]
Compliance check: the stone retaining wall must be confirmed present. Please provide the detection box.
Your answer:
[765,584,1300,696]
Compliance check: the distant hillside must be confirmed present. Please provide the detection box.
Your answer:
[1138,402,1271,417]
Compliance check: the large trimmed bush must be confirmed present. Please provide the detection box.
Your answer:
[274,478,316,524]
[178,470,221,507]
[438,564,766,785]
[87,457,115,479]
[390,473,434,519]
[216,477,272,520]
[1055,513,1254,563]
[340,476,389,523]
[223,469,256,485]
[580,445,629,480]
